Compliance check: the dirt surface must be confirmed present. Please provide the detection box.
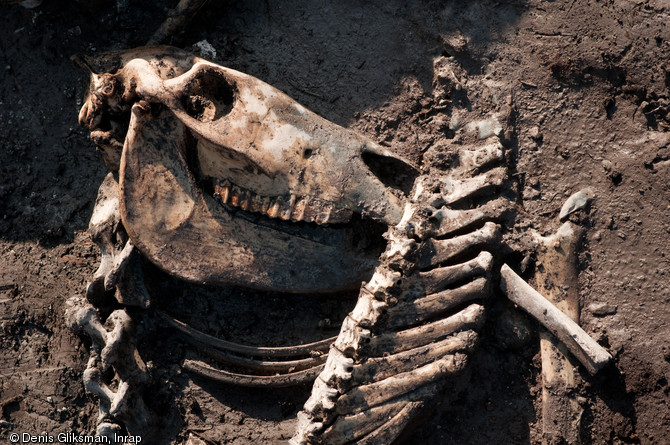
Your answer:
[2,1,670,444]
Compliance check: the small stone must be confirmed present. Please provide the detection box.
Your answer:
[588,302,617,317]
[46,396,53,404]
[194,40,217,59]
[559,187,594,221]
[529,126,542,141]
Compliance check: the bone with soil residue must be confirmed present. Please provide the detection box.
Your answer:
[499,263,612,375]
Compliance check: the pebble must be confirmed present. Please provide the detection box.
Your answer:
[588,302,618,317]
[559,187,594,221]
[529,125,542,141]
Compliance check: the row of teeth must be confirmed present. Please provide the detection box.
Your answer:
[214,180,352,225]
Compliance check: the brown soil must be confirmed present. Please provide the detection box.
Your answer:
[1,1,669,444]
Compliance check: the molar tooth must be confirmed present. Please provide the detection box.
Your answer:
[214,180,231,204]
[315,205,333,225]
[230,186,242,207]
[292,196,308,222]
[248,193,263,213]
[266,198,281,219]
[281,195,297,220]
[238,189,250,211]
[260,196,271,215]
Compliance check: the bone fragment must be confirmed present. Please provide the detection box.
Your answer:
[147,0,210,45]
[356,402,424,445]
[67,297,150,435]
[499,264,612,374]
[65,297,107,346]
[456,138,504,173]
[319,400,407,444]
[533,221,585,444]
[336,354,467,415]
[200,346,327,373]
[559,188,594,221]
[182,359,324,388]
[416,222,501,270]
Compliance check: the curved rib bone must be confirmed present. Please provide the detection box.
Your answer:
[182,359,326,388]
[416,197,512,240]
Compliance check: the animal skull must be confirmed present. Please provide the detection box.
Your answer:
[76,46,416,293]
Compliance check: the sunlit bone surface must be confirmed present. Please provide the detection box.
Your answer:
[77,46,416,292]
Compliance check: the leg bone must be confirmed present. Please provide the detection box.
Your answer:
[500,264,612,374]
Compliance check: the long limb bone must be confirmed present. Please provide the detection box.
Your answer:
[499,264,612,375]
[533,221,585,445]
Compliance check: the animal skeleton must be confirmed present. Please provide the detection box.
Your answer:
[68,46,611,444]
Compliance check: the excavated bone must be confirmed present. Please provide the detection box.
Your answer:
[352,330,478,384]
[416,222,501,269]
[335,354,468,416]
[499,264,612,374]
[456,138,504,173]
[162,312,333,358]
[416,197,512,239]
[559,187,594,221]
[387,277,488,328]
[293,200,489,444]
[354,402,424,445]
[74,47,613,445]
[319,400,410,444]
[439,167,507,205]
[66,297,150,436]
[414,251,492,295]
[77,46,417,292]
[410,166,506,209]
[182,359,325,388]
[367,303,484,355]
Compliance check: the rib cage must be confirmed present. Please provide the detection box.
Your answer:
[291,134,512,444]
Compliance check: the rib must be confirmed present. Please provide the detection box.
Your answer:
[335,354,468,415]
[417,251,492,295]
[416,222,501,270]
[353,330,478,384]
[367,304,484,355]
[387,277,488,328]
[439,167,506,205]
[160,312,334,358]
[182,359,325,388]
[421,197,512,239]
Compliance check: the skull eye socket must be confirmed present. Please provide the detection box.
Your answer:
[181,69,236,122]
[362,150,418,195]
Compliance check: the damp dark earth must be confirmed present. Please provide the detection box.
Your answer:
[1,1,670,444]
